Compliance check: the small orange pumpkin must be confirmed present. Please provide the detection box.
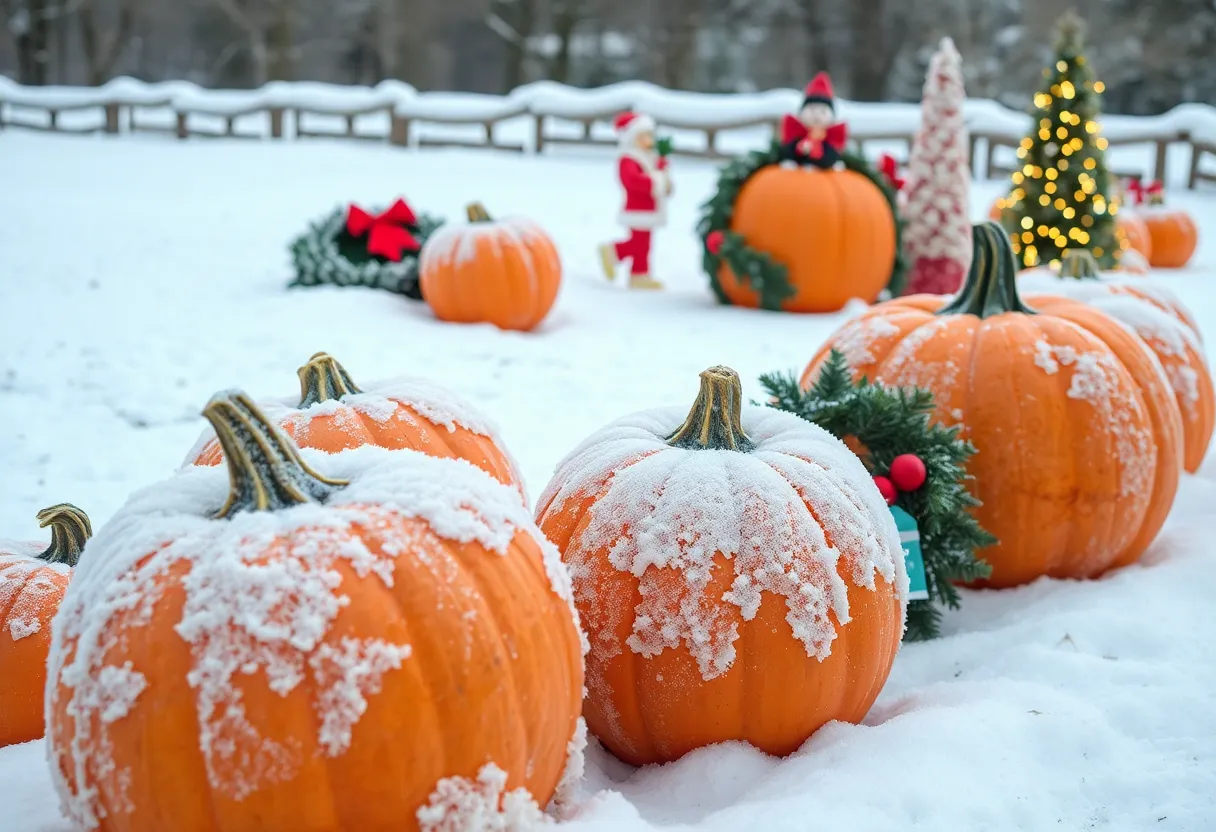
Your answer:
[1142,207,1199,268]
[1117,212,1153,261]
[419,203,561,332]
[536,366,905,766]
[803,222,1182,589]
[189,352,525,500]
[717,166,896,312]
[0,503,90,747]
[48,391,585,831]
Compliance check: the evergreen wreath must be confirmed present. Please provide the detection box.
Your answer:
[760,349,994,641]
[288,205,445,300]
[697,143,908,310]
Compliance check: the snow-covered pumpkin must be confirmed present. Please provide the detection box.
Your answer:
[47,390,586,831]
[1117,212,1153,261]
[419,202,562,332]
[1020,249,1202,340]
[535,365,906,766]
[1142,205,1199,268]
[802,222,1182,589]
[188,351,525,501]
[0,503,90,747]
[1020,251,1212,473]
[716,166,897,312]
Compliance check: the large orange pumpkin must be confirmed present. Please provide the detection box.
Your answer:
[188,351,525,500]
[0,503,90,747]
[717,166,896,312]
[802,222,1182,589]
[419,202,561,332]
[535,366,906,766]
[48,390,585,831]
[1019,251,1212,473]
[1142,207,1199,268]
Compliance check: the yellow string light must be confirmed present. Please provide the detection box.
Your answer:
[1081,215,1094,227]
[1054,198,1067,209]
[1040,195,1051,206]
[1063,207,1076,219]
[1059,159,1070,171]
[1061,81,1076,99]
[1046,182,1058,194]
[1096,137,1109,150]
[1094,81,1105,93]
[1056,61,1067,71]
[1056,126,1069,140]
[1040,129,1052,140]
[1046,168,1058,180]
[1083,158,1095,170]
[1021,217,1033,229]
[1022,231,1034,243]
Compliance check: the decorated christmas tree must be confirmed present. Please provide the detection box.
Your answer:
[998,11,1119,269]
[901,37,972,296]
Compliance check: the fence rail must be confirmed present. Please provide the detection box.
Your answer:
[1,82,1213,188]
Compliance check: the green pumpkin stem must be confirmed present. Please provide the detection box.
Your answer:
[298,352,363,407]
[667,366,755,452]
[203,390,348,519]
[938,222,1037,319]
[36,504,92,567]
[466,202,493,223]
[1059,248,1101,280]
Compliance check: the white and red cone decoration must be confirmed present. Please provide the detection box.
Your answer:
[901,36,972,296]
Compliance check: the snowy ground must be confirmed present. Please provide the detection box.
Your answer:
[2,132,1215,830]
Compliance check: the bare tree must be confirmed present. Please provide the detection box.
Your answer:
[79,0,139,84]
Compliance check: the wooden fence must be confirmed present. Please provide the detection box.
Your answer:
[1,94,1211,188]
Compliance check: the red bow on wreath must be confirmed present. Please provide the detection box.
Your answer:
[780,115,848,161]
[877,153,905,191]
[1125,178,1164,206]
[346,198,420,262]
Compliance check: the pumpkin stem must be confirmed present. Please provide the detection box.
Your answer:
[298,352,363,407]
[36,503,92,567]
[466,203,493,223]
[666,366,755,452]
[937,222,1037,319]
[203,389,348,519]
[1059,248,1101,280]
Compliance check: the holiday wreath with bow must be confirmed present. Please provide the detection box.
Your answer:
[761,350,993,640]
[697,72,907,313]
[288,197,445,299]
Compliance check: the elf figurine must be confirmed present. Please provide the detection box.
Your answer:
[598,111,671,290]
[780,72,848,169]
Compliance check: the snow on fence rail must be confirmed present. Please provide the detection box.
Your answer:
[2,76,1214,188]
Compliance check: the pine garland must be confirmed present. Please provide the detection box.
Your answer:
[288,206,445,300]
[697,142,908,310]
[760,349,994,641]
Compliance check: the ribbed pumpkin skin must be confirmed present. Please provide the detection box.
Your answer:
[801,293,1182,588]
[718,167,896,313]
[1142,209,1199,268]
[1118,213,1154,260]
[0,553,70,747]
[420,212,562,332]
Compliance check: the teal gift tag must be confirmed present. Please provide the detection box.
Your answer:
[890,505,929,601]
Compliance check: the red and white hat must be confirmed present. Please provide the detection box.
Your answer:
[802,71,836,110]
[614,110,656,148]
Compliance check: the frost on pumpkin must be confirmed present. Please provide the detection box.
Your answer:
[827,314,903,369]
[47,446,580,829]
[538,406,905,684]
[551,716,587,814]
[1031,337,1156,499]
[416,763,550,832]
[420,216,550,271]
[0,554,69,642]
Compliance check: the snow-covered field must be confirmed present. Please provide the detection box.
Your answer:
[2,131,1215,830]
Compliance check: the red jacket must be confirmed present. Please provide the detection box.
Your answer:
[617,151,669,230]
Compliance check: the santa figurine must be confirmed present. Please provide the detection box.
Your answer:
[780,72,848,168]
[598,111,671,290]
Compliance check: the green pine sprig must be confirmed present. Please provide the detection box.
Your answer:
[760,349,994,641]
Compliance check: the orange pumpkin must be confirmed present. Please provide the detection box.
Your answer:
[535,366,906,766]
[802,222,1182,589]
[717,166,896,312]
[1019,251,1212,473]
[0,504,90,748]
[1117,212,1153,261]
[48,391,585,831]
[419,202,561,332]
[1142,207,1199,268]
[189,352,525,501]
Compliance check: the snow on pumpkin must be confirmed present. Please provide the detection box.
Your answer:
[536,366,906,766]
[46,391,585,831]
[184,351,527,502]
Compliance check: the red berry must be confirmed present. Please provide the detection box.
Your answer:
[873,475,897,506]
[706,230,725,255]
[889,454,927,492]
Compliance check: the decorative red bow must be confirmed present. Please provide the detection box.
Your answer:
[345,198,420,262]
[1125,178,1164,206]
[877,153,905,191]
[780,114,848,160]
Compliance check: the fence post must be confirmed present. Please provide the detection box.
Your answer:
[104,102,120,134]
[1153,138,1169,183]
[175,111,189,139]
[269,107,284,139]
[389,114,409,147]
[533,114,544,154]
